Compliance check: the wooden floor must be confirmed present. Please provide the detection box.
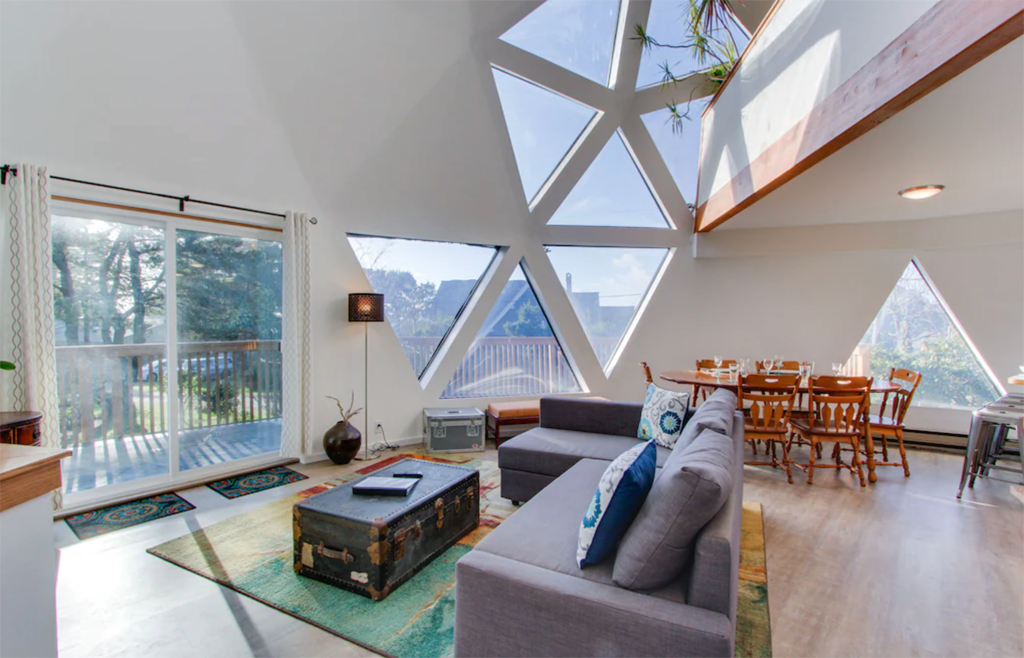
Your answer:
[52,443,1023,658]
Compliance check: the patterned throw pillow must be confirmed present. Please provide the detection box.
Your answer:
[638,384,690,449]
[577,440,657,568]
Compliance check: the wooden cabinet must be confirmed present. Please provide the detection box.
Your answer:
[0,412,42,447]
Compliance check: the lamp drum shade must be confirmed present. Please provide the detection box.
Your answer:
[349,293,385,322]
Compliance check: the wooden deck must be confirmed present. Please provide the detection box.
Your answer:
[61,419,282,494]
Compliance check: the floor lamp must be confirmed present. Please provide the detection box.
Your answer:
[349,292,385,461]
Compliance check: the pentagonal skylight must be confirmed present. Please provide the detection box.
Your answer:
[500,0,622,87]
[636,0,750,89]
[492,67,598,204]
[483,0,747,377]
[641,96,713,205]
[547,131,670,228]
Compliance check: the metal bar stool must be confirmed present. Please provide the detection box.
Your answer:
[957,398,1024,498]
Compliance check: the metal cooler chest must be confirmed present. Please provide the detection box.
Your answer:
[423,407,485,453]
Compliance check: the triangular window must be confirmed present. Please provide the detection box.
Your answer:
[846,261,1001,409]
[347,235,498,379]
[442,261,581,399]
[546,246,670,372]
[636,0,750,90]
[640,96,712,205]
[492,67,598,205]
[547,132,671,228]
[500,0,622,87]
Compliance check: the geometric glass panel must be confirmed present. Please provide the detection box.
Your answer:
[846,261,1001,409]
[492,67,598,204]
[635,0,750,90]
[546,246,670,371]
[500,0,622,87]
[347,235,498,379]
[640,95,713,205]
[442,262,581,399]
[547,132,671,228]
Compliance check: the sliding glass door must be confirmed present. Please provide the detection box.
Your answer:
[175,229,282,472]
[52,207,284,503]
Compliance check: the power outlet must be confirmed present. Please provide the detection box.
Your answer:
[374,421,384,434]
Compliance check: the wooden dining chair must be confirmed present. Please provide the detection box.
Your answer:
[640,361,653,385]
[738,373,802,484]
[694,359,737,403]
[865,368,922,477]
[789,376,873,487]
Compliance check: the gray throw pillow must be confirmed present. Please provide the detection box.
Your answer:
[674,388,737,453]
[612,427,735,591]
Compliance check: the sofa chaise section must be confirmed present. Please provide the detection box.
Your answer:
[498,397,694,503]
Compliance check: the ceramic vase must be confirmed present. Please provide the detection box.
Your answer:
[323,421,361,465]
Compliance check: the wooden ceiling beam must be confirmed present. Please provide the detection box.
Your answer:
[695,0,1024,233]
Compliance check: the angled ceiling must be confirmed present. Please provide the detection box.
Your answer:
[720,37,1024,230]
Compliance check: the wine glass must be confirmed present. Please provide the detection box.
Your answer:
[739,359,750,377]
[763,357,774,374]
[832,362,843,376]
[713,355,723,380]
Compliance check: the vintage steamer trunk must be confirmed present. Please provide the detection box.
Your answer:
[293,458,479,601]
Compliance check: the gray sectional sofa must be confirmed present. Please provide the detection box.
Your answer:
[454,390,744,658]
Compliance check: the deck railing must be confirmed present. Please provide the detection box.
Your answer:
[55,334,617,444]
[55,340,282,446]
[436,336,618,399]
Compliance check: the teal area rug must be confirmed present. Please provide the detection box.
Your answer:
[206,465,308,499]
[149,454,510,657]
[65,492,195,540]
[149,453,772,657]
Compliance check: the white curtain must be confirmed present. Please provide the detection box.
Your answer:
[280,211,312,458]
[1,164,63,508]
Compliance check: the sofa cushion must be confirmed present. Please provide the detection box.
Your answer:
[475,458,687,603]
[639,384,691,449]
[613,428,735,591]
[577,440,657,568]
[498,427,673,478]
[676,388,737,452]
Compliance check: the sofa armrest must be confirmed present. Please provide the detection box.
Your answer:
[539,397,643,438]
[455,550,733,658]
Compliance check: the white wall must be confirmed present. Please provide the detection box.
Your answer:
[1,0,1020,453]
[698,0,940,204]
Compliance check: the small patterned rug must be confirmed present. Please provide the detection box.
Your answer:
[149,452,772,657]
[206,465,308,499]
[65,493,195,540]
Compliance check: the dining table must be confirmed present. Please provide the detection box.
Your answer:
[659,369,904,483]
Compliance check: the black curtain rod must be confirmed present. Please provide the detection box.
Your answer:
[0,164,316,223]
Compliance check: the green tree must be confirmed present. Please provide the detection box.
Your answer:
[504,300,552,337]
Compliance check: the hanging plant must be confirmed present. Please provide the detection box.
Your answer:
[633,0,745,134]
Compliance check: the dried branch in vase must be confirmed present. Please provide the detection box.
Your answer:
[327,392,363,425]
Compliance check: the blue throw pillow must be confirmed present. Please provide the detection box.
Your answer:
[639,383,690,449]
[577,440,657,568]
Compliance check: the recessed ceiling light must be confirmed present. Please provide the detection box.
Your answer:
[898,185,945,200]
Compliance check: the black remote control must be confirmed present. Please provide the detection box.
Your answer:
[392,472,424,479]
